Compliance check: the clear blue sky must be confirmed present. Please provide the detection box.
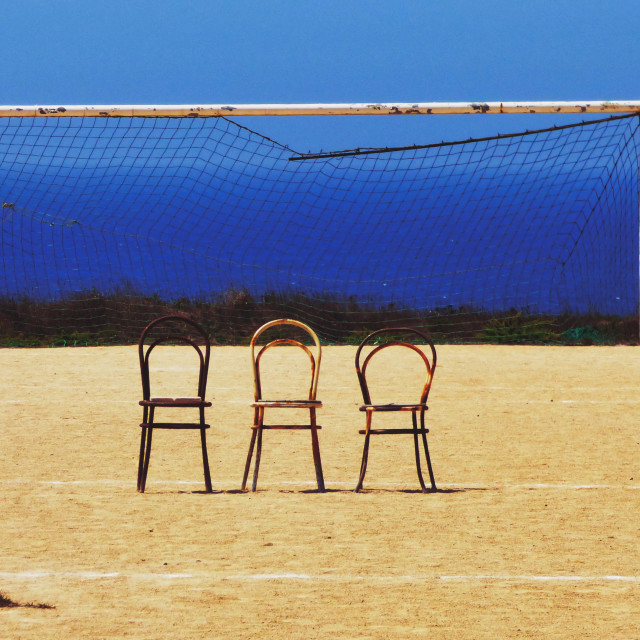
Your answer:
[1,0,639,152]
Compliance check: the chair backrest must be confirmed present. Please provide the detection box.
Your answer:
[250,319,322,401]
[355,328,437,405]
[138,315,211,401]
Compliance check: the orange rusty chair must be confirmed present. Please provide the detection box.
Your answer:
[241,318,325,492]
[137,315,213,493]
[354,327,437,493]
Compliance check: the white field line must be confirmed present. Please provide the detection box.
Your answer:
[0,571,638,584]
[8,397,640,402]
[1,479,639,490]
[8,398,640,408]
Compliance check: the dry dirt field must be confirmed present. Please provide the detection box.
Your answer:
[1,344,639,639]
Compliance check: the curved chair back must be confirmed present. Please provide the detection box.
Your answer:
[355,327,437,406]
[250,318,322,402]
[138,315,211,402]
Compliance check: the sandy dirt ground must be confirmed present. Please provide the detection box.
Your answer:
[1,344,639,639]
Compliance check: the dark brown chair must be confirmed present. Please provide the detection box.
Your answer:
[137,315,212,493]
[354,327,437,493]
[241,318,325,492]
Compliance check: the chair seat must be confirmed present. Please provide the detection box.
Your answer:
[140,397,212,407]
[358,427,429,435]
[252,400,322,408]
[251,424,322,430]
[140,422,210,429]
[359,403,427,412]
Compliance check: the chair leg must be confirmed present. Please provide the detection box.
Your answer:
[138,406,149,492]
[309,408,325,492]
[412,411,428,492]
[251,426,264,492]
[242,407,261,491]
[355,412,372,492]
[200,427,213,493]
[140,426,154,493]
[419,411,437,491]
[242,429,258,491]
[137,426,147,492]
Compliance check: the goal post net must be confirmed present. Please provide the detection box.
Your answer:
[0,108,638,345]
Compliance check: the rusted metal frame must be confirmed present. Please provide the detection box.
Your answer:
[139,406,155,492]
[143,338,206,400]
[244,319,324,491]
[199,404,213,493]
[241,407,261,491]
[2,101,640,118]
[140,427,153,491]
[355,328,436,405]
[355,410,373,492]
[250,318,322,401]
[412,409,437,493]
[252,424,321,429]
[254,338,316,402]
[139,400,208,408]
[360,404,426,413]
[246,404,325,491]
[355,408,435,492]
[139,422,207,428]
[139,315,211,400]
[360,341,433,405]
[420,409,437,491]
[245,405,266,492]
[354,328,437,492]
[137,404,149,491]
[411,411,428,492]
[309,406,325,491]
[137,316,212,493]
[253,401,321,408]
[252,421,264,492]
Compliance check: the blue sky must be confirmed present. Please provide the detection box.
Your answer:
[1,0,639,152]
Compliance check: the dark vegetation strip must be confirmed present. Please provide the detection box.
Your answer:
[0,291,636,347]
[0,591,55,609]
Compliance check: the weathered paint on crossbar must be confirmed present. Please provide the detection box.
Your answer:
[0,101,639,117]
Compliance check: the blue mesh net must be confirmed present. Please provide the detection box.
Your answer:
[0,114,637,344]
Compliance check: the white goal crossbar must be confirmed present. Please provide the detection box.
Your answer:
[0,101,639,117]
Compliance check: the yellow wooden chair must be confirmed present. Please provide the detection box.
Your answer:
[241,319,325,492]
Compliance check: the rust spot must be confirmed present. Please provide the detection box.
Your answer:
[367,104,383,111]
[427,108,433,114]
[404,108,421,114]
[471,103,490,113]
[57,107,66,113]
[222,106,236,111]
[580,106,587,112]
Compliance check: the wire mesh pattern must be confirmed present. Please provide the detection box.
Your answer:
[0,114,638,344]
